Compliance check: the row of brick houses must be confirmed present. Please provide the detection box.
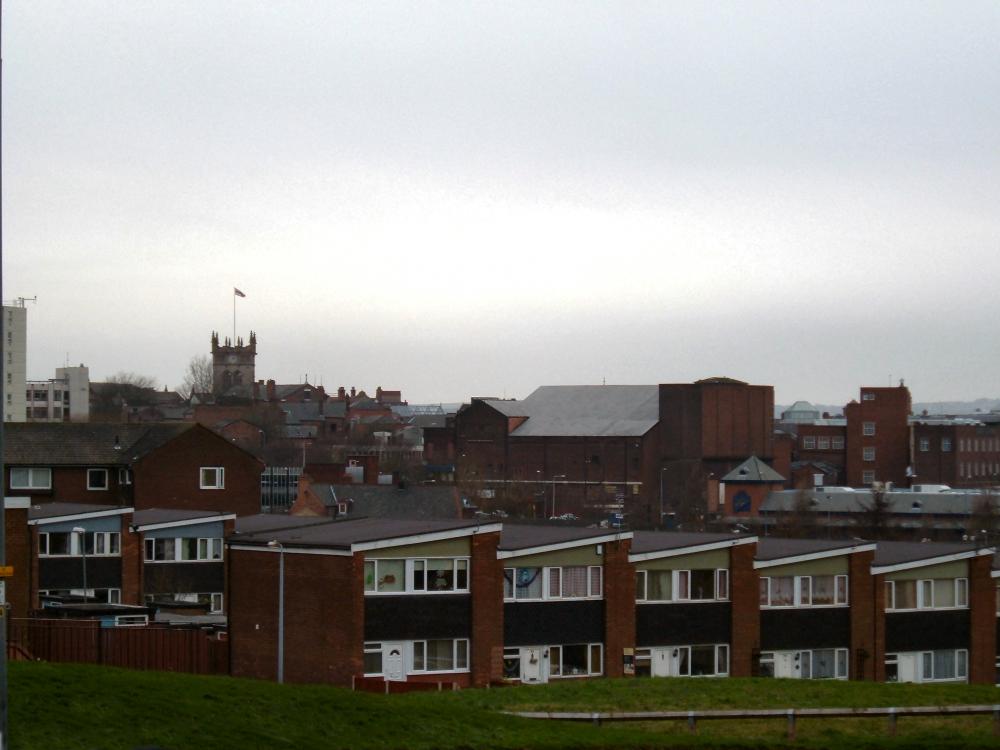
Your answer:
[227,517,999,687]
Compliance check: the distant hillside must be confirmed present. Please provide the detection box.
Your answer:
[776,399,1000,419]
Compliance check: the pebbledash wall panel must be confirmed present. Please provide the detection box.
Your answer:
[636,602,732,647]
[364,595,471,641]
[504,601,604,646]
[39,557,121,590]
[760,609,851,651]
[143,562,224,594]
[884,611,970,652]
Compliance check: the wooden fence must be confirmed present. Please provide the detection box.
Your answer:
[7,618,228,676]
[507,705,1000,739]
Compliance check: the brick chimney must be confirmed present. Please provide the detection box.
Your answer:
[267,379,276,401]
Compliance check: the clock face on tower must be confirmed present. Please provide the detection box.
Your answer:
[227,355,237,364]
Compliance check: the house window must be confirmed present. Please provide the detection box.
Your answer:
[863,447,876,462]
[411,639,469,673]
[87,469,109,491]
[144,537,223,562]
[862,470,876,484]
[10,467,52,489]
[817,437,830,450]
[759,575,848,607]
[657,644,729,677]
[88,532,121,556]
[200,467,224,489]
[637,569,729,602]
[758,649,849,680]
[832,437,845,450]
[118,468,132,485]
[885,578,968,610]
[919,438,930,452]
[549,643,602,678]
[919,650,968,682]
[365,557,470,595]
[862,392,875,401]
[803,436,816,450]
[38,531,72,556]
[863,422,876,437]
[211,593,224,613]
[363,642,383,676]
[942,438,952,452]
[505,566,601,601]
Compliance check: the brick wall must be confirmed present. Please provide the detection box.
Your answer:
[4,507,30,618]
[968,553,995,685]
[133,425,262,516]
[470,531,503,686]
[872,572,887,682]
[229,546,364,685]
[849,549,876,680]
[603,537,635,678]
[729,542,759,677]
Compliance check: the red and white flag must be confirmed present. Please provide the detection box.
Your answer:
[234,287,246,298]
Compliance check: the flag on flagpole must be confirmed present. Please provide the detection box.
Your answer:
[234,287,246,298]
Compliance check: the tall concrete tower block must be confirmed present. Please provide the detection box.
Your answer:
[3,305,28,422]
[211,331,256,400]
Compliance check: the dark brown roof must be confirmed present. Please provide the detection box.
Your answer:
[755,537,870,562]
[499,523,625,551]
[131,508,231,528]
[873,540,982,568]
[631,530,752,555]
[4,423,193,466]
[234,517,486,550]
[232,514,335,536]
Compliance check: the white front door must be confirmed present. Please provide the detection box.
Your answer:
[651,648,671,678]
[521,647,547,683]
[774,652,798,679]
[898,653,918,683]
[384,644,404,681]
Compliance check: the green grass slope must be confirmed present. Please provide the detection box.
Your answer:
[11,662,1000,750]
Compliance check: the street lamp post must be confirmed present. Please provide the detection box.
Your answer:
[72,527,88,603]
[267,540,285,684]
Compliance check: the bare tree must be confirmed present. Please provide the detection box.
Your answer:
[105,371,158,389]
[178,355,214,399]
[855,484,894,540]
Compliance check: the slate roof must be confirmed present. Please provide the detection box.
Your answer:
[4,423,193,466]
[232,514,335,536]
[873,540,983,568]
[483,385,660,437]
[630,530,753,555]
[325,483,461,520]
[499,523,628,551]
[721,456,785,483]
[235,517,487,550]
[755,537,871,562]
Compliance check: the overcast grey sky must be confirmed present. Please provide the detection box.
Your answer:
[3,1,998,405]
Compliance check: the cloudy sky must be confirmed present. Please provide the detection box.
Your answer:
[3,1,998,405]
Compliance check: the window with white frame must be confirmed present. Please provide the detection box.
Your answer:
[817,437,830,450]
[87,531,121,556]
[144,537,223,562]
[884,578,968,610]
[758,649,848,679]
[549,643,602,677]
[503,566,601,601]
[199,467,224,489]
[40,530,120,557]
[87,468,109,490]
[885,650,967,682]
[863,447,876,462]
[146,592,223,612]
[759,575,848,607]
[637,644,729,677]
[41,588,121,604]
[364,558,470,594]
[363,642,383,675]
[802,436,816,450]
[832,437,845,450]
[942,438,952,452]
[10,467,52,489]
[118,468,132,485]
[412,639,469,672]
[38,531,72,556]
[862,470,876,484]
[636,568,729,602]
[863,422,876,437]
[862,392,875,401]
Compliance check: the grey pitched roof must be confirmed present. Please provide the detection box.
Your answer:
[235,517,486,550]
[4,423,193,466]
[487,385,660,437]
[498,523,626,551]
[131,508,231,528]
[28,502,131,521]
[873,540,981,567]
[631,530,752,555]
[232,513,336,536]
[755,537,869,562]
[326,484,461,520]
[722,456,785,483]
[761,489,984,517]
[479,399,530,417]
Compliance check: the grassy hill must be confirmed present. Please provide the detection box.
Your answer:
[11,661,1000,749]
